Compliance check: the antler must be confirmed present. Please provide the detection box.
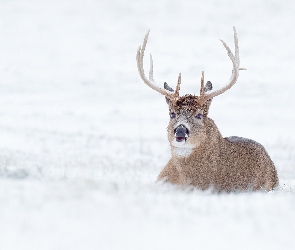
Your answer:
[199,27,246,104]
[137,28,245,104]
[136,30,181,100]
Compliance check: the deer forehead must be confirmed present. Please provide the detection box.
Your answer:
[169,95,210,117]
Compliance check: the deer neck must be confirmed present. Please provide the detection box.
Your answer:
[171,145,197,158]
[171,118,224,185]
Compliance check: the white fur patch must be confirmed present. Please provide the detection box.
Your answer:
[171,139,197,157]
[172,147,193,157]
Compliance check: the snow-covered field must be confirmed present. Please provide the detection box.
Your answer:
[1,0,295,249]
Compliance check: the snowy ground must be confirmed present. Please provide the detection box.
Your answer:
[0,0,295,249]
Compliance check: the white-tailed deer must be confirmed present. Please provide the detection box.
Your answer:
[136,27,278,192]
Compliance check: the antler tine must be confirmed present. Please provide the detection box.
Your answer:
[233,26,240,66]
[233,27,246,71]
[232,27,247,71]
[200,71,205,97]
[136,30,174,98]
[149,53,155,82]
[202,26,245,102]
[174,73,181,98]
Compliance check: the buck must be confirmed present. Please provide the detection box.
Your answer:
[136,27,278,192]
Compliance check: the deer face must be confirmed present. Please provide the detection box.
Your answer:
[166,94,211,156]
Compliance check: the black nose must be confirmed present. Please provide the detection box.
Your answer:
[174,125,189,142]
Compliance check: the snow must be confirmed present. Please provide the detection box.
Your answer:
[0,0,295,249]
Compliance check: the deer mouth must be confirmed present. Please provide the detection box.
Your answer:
[174,125,189,143]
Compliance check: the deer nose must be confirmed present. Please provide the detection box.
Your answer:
[174,125,189,142]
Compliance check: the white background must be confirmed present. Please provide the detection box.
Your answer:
[0,0,295,249]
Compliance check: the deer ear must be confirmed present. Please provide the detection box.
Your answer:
[204,81,213,92]
[203,81,213,116]
[164,82,174,92]
[164,82,174,104]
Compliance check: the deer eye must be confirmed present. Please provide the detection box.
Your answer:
[196,113,202,119]
[170,112,176,119]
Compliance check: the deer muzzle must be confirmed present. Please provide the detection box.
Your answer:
[174,125,189,143]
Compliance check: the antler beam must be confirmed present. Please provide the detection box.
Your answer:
[200,27,246,103]
[137,27,245,104]
[136,30,180,100]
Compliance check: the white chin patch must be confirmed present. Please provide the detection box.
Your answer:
[173,139,186,146]
[171,139,196,157]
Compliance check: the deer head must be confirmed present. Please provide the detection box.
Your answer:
[136,27,246,156]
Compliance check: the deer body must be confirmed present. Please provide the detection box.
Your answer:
[136,27,278,192]
[159,117,278,192]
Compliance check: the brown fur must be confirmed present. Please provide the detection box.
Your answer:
[158,96,279,192]
[136,28,278,192]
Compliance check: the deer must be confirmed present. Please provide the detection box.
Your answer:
[136,27,279,192]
